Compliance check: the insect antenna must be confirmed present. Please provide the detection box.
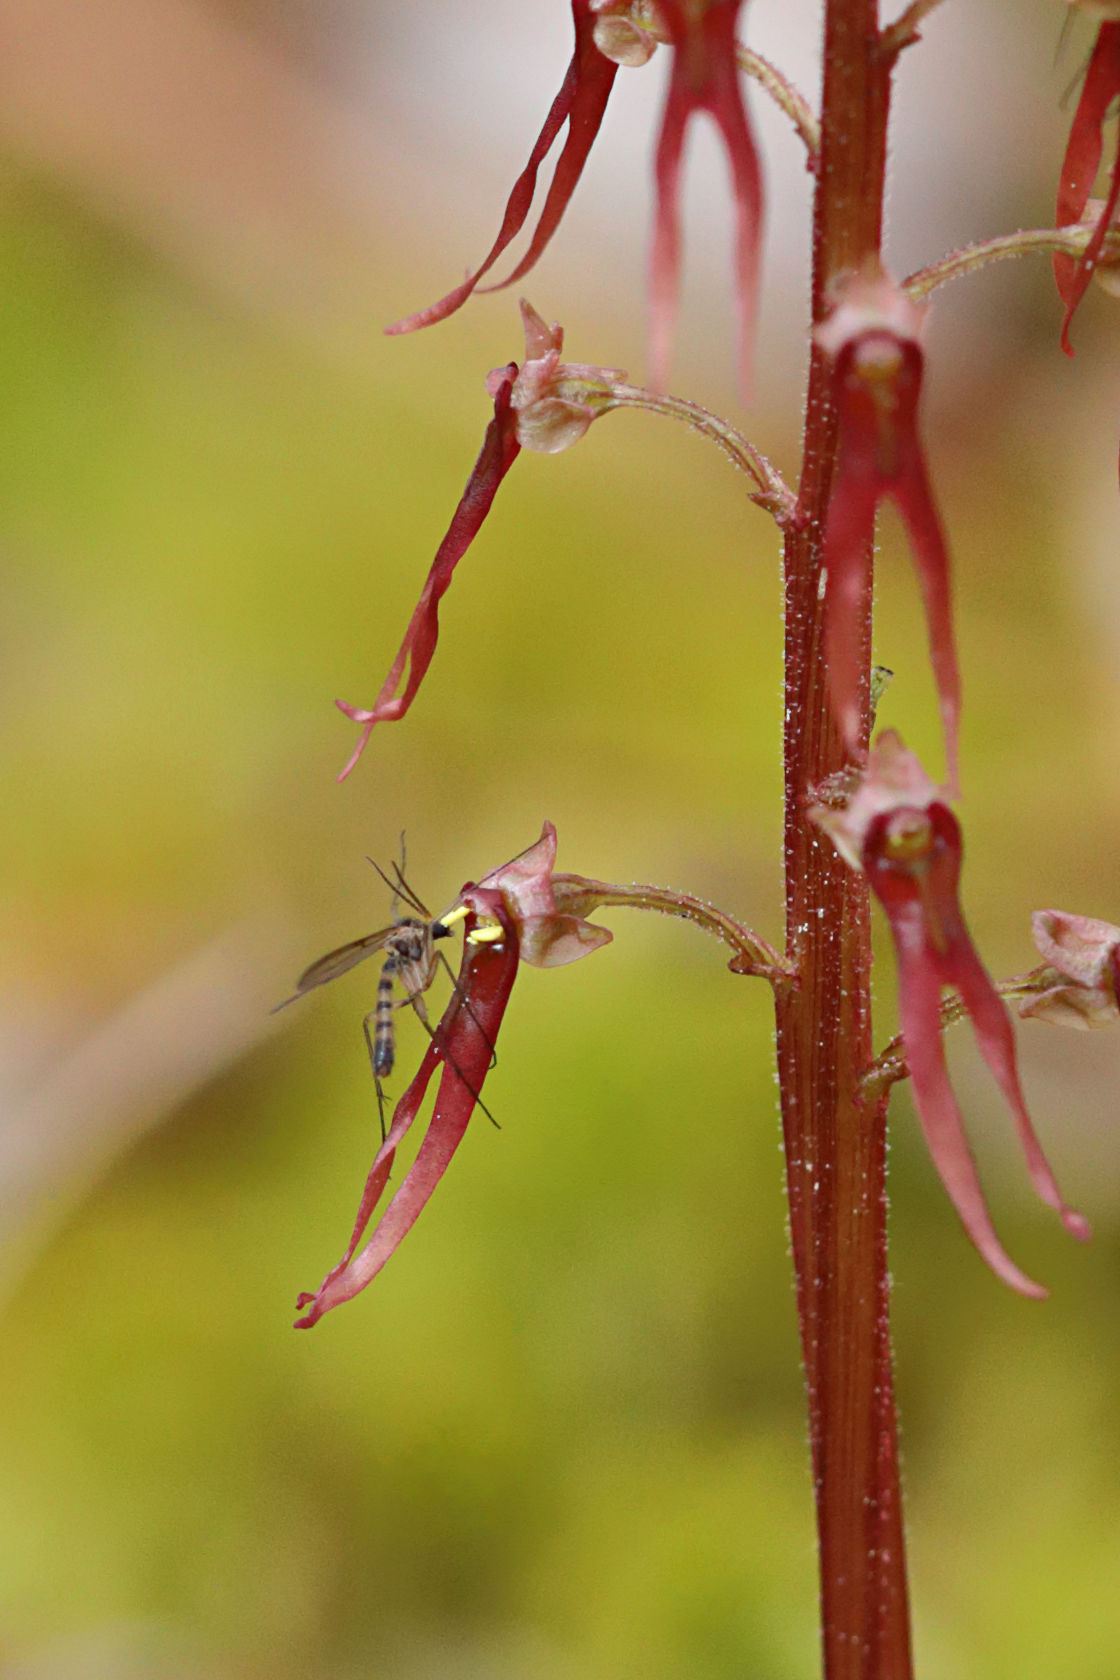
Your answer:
[366,856,432,921]
[390,860,433,920]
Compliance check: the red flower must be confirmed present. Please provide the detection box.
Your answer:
[816,273,961,794]
[813,733,1089,1298]
[386,2,619,336]
[1054,5,1120,353]
[648,0,763,392]
[337,304,618,778]
[294,825,610,1327]
[1020,908,1120,1029]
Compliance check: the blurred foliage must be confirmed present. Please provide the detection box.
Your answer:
[1,8,1120,1678]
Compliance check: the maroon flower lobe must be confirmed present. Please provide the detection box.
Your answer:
[295,888,519,1328]
[1055,7,1120,353]
[337,304,617,779]
[385,2,619,335]
[813,732,1089,1296]
[295,826,612,1326]
[816,274,961,794]
[648,0,764,393]
[334,367,521,779]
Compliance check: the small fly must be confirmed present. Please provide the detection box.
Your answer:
[277,856,497,1136]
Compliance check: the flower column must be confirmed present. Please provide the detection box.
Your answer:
[773,2,912,1675]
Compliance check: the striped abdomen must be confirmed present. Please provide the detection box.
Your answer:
[372,959,398,1078]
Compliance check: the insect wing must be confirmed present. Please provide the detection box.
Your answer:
[279,925,398,1007]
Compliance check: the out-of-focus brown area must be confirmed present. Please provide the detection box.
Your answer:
[0,2,1117,1676]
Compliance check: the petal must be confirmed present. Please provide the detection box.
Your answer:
[335,370,521,780]
[1019,981,1119,1029]
[480,9,619,294]
[387,3,618,333]
[950,917,1090,1243]
[518,913,614,967]
[890,899,1049,1299]
[473,823,612,966]
[477,821,559,914]
[295,902,520,1327]
[891,427,961,795]
[1055,22,1120,352]
[1031,906,1120,988]
[648,49,688,392]
[701,0,763,397]
[908,805,1088,1243]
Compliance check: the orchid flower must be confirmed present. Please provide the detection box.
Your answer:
[295,824,611,1328]
[1055,1,1120,352]
[816,273,961,794]
[337,303,620,779]
[648,0,763,392]
[386,2,619,336]
[812,732,1089,1298]
[1020,908,1120,1028]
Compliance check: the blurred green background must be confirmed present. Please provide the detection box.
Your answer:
[0,2,1118,1676]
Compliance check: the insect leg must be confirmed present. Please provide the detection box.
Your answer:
[361,1008,390,1143]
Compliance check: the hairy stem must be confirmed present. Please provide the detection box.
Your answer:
[773,0,913,1674]
[552,873,794,986]
[593,383,800,523]
[736,43,821,164]
[904,223,1120,300]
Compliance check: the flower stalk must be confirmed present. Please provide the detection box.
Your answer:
[774,0,913,1672]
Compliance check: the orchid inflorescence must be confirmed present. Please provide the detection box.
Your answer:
[285,0,1120,1338]
[280,7,1120,1667]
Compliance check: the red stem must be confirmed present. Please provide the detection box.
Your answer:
[773,3,913,1677]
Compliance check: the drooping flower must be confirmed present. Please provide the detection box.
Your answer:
[1054,2,1120,353]
[295,824,611,1327]
[815,272,961,794]
[1020,908,1120,1028]
[812,731,1089,1297]
[647,0,764,393]
[337,303,621,778]
[385,2,619,336]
